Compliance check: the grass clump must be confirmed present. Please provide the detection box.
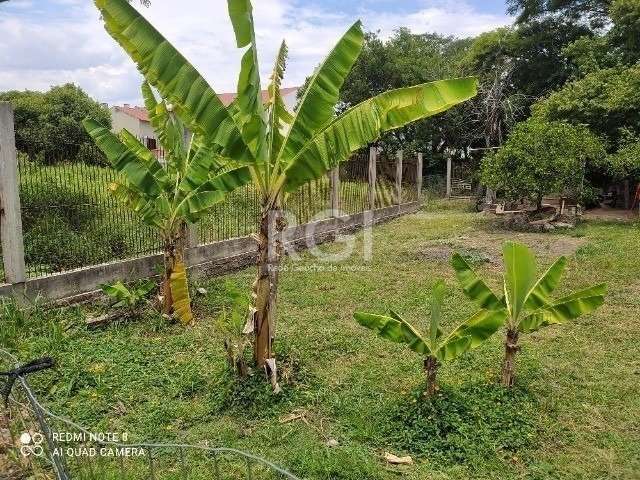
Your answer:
[387,383,539,465]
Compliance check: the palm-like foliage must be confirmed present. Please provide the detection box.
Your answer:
[451,241,607,386]
[84,83,251,324]
[354,281,506,396]
[93,0,478,373]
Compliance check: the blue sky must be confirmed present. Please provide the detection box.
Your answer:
[0,0,512,105]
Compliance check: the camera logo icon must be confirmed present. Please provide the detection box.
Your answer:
[20,432,45,458]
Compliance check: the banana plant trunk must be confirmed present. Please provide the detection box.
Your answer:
[162,223,187,315]
[501,328,520,387]
[424,356,439,397]
[253,202,285,369]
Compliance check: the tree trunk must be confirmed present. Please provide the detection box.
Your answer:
[161,223,186,316]
[424,356,439,397]
[252,204,284,369]
[501,329,520,387]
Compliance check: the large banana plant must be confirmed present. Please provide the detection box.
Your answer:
[84,82,251,325]
[354,280,506,396]
[93,0,478,375]
[451,241,607,386]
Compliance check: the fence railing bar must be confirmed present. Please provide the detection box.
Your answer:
[212,450,222,478]
[179,445,188,480]
[246,458,253,480]
[148,445,156,480]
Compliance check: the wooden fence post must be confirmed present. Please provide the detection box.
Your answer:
[395,150,403,205]
[329,167,340,217]
[446,156,452,198]
[368,146,377,211]
[0,102,26,284]
[417,152,423,201]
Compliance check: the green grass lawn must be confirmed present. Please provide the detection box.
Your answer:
[1,201,639,479]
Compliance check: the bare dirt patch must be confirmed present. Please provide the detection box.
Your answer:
[417,230,586,267]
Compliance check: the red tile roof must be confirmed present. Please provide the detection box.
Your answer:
[113,105,149,122]
[114,87,299,120]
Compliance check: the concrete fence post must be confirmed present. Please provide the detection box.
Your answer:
[186,225,199,249]
[446,156,452,199]
[417,152,423,201]
[368,146,377,211]
[395,150,403,205]
[329,167,340,217]
[0,102,26,284]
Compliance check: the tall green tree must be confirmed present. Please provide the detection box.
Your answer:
[532,64,640,151]
[506,0,612,29]
[452,242,606,387]
[84,82,251,324]
[0,84,111,164]
[93,0,477,377]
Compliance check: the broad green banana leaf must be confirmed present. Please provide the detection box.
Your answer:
[141,81,170,146]
[524,256,567,310]
[178,144,224,195]
[354,311,431,355]
[175,167,251,222]
[100,281,131,308]
[94,0,253,162]
[278,21,364,166]
[354,312,405,343]
[389,310,432,356]
[118,129,170,187]
[553,283,607,304]
[283,78,478,191]
[228,0,266,158]
[440,309,507,352]
[207,167,253,193]
[503,242,537,321]
[170,261,193,325]
[108,182,165,228]
[177,189,225,223]
[450,252,503,311]
[519,288,606,333]
[227,0,253,47]
[83,119,169,206]
[435,335,472,362]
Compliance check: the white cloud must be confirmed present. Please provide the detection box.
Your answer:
[0,0,511,105]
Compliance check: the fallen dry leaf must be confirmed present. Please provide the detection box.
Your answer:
[384,452,413,465]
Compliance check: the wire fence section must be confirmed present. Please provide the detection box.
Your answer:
[18,151,162,279]
[0,349,302,480]
[12,143,420,280]
[401,156,419,203]
[375,152,397,208]
[340,153,369,215]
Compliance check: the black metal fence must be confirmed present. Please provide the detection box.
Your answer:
[0,349,301,480]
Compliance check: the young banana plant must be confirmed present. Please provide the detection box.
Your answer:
[354,281,506,396]
[92,0,478,377]
[84,82,251,325]
[451,241,607,387]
